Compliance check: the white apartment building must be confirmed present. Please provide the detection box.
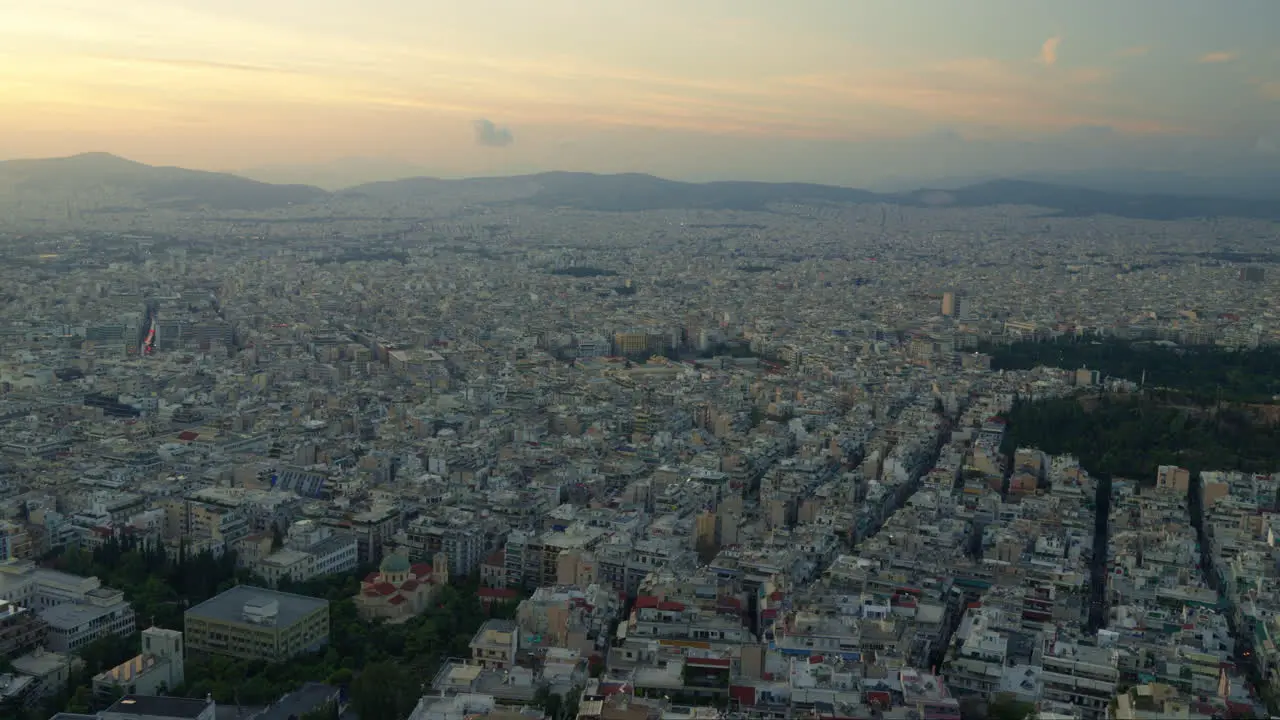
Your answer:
[250,520,359,587]
[1041,640,1119,720]
[0,561,103,610]
[40,587,136,652]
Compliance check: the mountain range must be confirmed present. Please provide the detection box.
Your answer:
[4,152,1280,221]
[0,152,325,211]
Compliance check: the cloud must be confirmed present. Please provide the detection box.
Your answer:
[1259,82,1280,100]
[92,56,295,74]
[472,118,513,147]
[1118,46,1150,57]
[1062,125,1117,140]
[1040,36,1061,66]
[776,56,1181,138]
[1199,51,1237,64]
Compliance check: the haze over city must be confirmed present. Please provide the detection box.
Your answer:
[3,0,1280,188]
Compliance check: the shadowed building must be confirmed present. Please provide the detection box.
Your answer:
[184,586,328,662]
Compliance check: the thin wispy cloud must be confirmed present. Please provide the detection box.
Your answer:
[1118,46,1150,58]
[92,56,296,75]
[1199,51,1238,64]
[1039,36,1061,66]
[777,56,1179,137]
[1259,82,1280,100]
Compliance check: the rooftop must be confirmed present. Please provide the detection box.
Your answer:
[40,598,130,630]
[185,585,328,628]
[102,694,213,719]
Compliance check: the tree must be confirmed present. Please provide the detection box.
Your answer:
[986,695,1035,720]
[563,686,583,720]
[533,687,564,720]
[65,686,94,715]
[350,660,420,720]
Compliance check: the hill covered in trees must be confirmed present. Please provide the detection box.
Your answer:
[986,337,1280,402]
[1001,392,1280,480]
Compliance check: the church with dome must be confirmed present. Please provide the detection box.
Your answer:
[354,550,449,622]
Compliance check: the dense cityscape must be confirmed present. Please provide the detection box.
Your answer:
[0,155,1277,720]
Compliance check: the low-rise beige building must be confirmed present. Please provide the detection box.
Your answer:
[184,586,329,662]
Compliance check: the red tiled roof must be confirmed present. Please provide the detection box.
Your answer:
[363,571,380,583]
[600,682,631,698]
[634,595,659,609]
[410,563,433,578]
[373,582,397,596]
[177,431,199,441]
[657,601,685,612]
[362,588,380,597]
[400,579,420,591]
[388,594,407,606]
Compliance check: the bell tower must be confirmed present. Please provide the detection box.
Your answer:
[432,552,450,585]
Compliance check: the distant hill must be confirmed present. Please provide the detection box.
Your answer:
[5,153,1280,220]
[519,172,883,211]
[1014,170,1280,200]
[884,170,1280,200]
[0,153,328,211]
[901,179,1280,220]
[347,171,1280,220]
[238,157,437,190]
[345,171,881,211]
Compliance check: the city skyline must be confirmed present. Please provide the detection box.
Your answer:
[2,0,1279,186]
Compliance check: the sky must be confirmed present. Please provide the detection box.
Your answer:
[1,0,1278,187]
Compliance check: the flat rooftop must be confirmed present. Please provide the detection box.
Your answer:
[185,585,328,628]
[102,695,212,718]
[40,600,130,630]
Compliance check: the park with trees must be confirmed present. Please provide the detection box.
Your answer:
[26,538,545,720]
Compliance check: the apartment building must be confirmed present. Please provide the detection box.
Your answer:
[1040,640,1119,720]
[238,520,358,588]
[0,561,103,609]
[402,519,485,577]
[469,619,519,669]
[0,599,47,657]
[40,586,136,652]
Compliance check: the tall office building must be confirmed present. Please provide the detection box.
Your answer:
[941,291,969,320]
